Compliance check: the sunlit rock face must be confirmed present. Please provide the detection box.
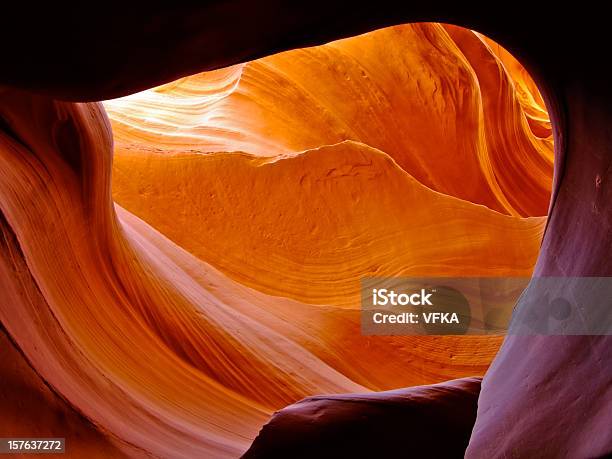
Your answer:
[106,23,552,306]
[0,23,551,458]
[107,24,553,218]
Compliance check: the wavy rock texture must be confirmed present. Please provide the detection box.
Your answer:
[106,23,553,218]
[0,23,552,458]
[111,142,545,306]
[107,23,552,306]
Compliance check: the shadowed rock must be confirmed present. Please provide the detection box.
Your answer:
[243,377,481,458]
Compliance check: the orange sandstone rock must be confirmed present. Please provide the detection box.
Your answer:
[0,22,552,459]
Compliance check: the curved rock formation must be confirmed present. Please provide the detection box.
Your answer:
[0,83,516,457]
[1,5,609,459]
[243,377,482,459]
[106,24,550,310]
[111,141,545,306]
[0,24,551,458]
[106,23,553,217]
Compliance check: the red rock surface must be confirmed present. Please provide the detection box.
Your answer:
[0,25,552,457]
[0,327,133,458]
[0,4,610,459]
[106,24,550,308]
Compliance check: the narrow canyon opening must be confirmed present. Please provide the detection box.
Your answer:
[102,20,553,387]
[0,18,573,459]
[4,1,612,456]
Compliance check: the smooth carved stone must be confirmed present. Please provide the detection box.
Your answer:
[243,377,482,459]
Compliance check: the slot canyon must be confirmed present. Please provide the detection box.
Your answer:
[0,5,610,459]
